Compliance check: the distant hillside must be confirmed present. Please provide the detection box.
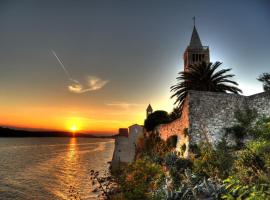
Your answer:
[0,127,116,138]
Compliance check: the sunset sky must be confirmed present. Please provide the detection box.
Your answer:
[0,0,270,133]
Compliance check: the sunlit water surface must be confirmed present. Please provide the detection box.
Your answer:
[0,137,114,200]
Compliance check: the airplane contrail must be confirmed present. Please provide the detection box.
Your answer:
[50,49,109,93]
[51,49,76,82]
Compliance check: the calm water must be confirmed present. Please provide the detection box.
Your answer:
[0,137,114,200]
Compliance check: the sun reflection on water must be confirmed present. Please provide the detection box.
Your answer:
[68,137,77,160]
[64,137,82,199]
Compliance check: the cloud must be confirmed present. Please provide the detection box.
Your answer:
[68,76,109,93]
[106,102,142,109]
[51,50,109,94]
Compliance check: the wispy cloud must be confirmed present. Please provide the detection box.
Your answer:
[51,50,109,93]
[106,102,142,109]
[68,76,109,93]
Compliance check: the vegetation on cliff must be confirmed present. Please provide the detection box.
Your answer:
[106,108,270,200]
[92,70,270,199]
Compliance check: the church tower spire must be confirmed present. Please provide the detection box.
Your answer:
[183,18,210,71]
[189,25,203,48]
[146,104,153,118]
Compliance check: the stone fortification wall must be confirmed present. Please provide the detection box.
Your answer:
[157,99,190,156]
[188,91,246,144]
[111,125,144,170]
[247,92,270,116]
[111,136,130,170]
[188,91,270,144]
[156,90,270,156]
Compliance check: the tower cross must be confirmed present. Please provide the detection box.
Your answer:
[193,16,196,26]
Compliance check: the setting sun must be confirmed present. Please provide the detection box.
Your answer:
[70,125,77,133]
[66,117,82,133]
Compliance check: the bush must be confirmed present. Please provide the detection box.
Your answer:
[120,158,165,200]
[253,116,270,140]
[233,140,270,185]
[144,110,171,131]
[164,152,193,186]
[193,140,233,180]
[155,169,225,200]
[136,131,172,159]
[225,106,258,147]
[222,176,270,200]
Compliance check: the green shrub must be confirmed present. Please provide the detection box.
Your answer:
[222,176,270,200]
[253,116,270,140]
[193,140,233,179]
[215,138,234,177]
[164,152,193,187]
[164,152,178,168]
[233,140,270,184]
[136,131,172,159]
[225,106,258,147]
[120,158,165,200]
[156,169,225,200]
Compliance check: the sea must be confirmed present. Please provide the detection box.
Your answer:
[0,137,114,200]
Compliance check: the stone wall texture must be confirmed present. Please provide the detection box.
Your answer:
[157,99,190,156]
[189,91,270,144]
[157,90,270,156]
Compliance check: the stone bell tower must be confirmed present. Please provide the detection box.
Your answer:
[146,104,153,118]
[183,18,210,71]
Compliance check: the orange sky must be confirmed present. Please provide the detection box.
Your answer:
[0,94,174,133]
[1,1,268,134]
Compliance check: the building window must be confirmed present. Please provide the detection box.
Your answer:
[192,54,195,62]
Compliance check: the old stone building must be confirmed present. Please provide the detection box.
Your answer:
[157,24,270,157]
[111,23,270,165]
[111,124,144,170]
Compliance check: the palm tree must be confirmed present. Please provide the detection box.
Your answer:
[171,61,242,110]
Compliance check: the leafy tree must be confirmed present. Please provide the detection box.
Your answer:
[258,73,270,91]
[144,110,170,131]
[170,61,242,110]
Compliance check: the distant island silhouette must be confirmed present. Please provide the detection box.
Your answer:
[0,127,116,138]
